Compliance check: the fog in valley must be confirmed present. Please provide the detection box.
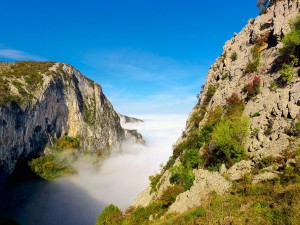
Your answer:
[3,114,187,225]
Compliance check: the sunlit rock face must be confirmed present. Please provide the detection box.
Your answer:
[0,62,143,184]
[133,0,300,213]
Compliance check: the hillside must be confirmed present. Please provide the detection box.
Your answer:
[96,0,300,224]
[0,61,143,184]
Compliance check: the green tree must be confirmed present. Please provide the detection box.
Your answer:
[96,204,123,225]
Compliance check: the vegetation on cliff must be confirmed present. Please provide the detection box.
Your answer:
[277,14,300,85]
[28,136,79,180]
[0,61,55,106]
[97,147,300,224]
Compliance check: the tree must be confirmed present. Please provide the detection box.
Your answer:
[96,204,123,225]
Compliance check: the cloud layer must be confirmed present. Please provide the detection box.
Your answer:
[7,114,188,225]
[68,114,187,209]
[0,48,46,61]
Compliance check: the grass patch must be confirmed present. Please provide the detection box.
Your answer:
[231,51,237,61]
[0,61,55,106]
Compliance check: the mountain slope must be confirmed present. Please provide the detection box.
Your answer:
[135,0,300,208]
[96,1,300,224]
[0,61,143,184]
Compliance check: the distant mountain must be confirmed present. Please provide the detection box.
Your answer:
[118,113,144,124]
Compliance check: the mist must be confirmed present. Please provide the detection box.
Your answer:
[69,114,187,209]
[3,114,187,225]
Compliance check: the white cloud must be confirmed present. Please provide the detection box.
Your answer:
[0,48,46,61]
[68,114,188,209]
[82,48,201,83]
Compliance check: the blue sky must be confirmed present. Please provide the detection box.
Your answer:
[0,1,259,116]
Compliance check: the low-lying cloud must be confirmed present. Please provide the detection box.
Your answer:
[6,114,188,225]
[69,114,187,209]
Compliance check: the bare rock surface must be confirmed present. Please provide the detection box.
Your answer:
[168,169,231,213]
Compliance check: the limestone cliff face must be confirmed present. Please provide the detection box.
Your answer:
[0,62,142,183]
[133,0,300,213]
[197,0,300,159]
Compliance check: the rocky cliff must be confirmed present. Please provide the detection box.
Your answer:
[133,0,300,215]
[0,61,142,184]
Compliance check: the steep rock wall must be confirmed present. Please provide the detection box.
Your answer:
[133,0,300,213]
[0,62,142,183]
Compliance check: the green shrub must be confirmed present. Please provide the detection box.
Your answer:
[149,173,162,193]
[280,29,300,58]
[269,80,278,91]
[221,71,229,80]
[96,204,123,225]
[251,112,260,117]
[170,165,195,190]
[279,14,300,65]
[205,84,217,105]
[28,155,76,180]
[206,115,250,168]
[245,57,260,74]
[280,64,294,83]
[180,148,202,169]
[231,52,238,61]
[159,185,185,207]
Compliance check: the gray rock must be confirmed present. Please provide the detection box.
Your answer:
[167,169,231,213]
[252,172,278,184]
[227,160,253,180]
[219,164,227,175]
[0,62,143,184]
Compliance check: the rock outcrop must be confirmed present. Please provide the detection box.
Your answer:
[119,114,145,144]
[133,0,300,213]
[118,114,144,124]
[0,61,143,184]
